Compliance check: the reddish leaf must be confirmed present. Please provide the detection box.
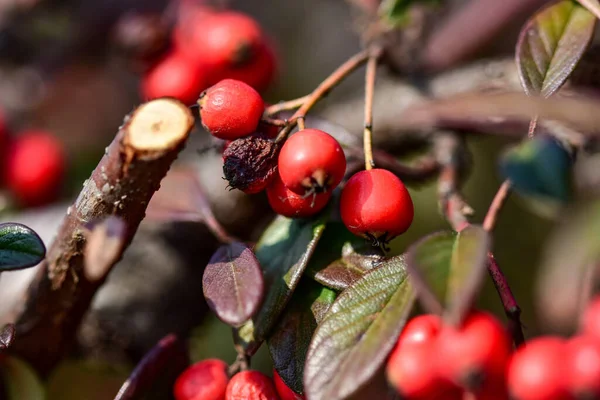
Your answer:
[203,242,265,327]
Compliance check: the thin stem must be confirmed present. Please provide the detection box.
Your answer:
[275,48,373,143]
[297,116,306,131]
[527,116,538,139]
[264,95,311,116]
[261,117,288,127]
[363,50,378,170]
[482,180,512,231]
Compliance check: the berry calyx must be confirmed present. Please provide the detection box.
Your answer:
[173,359,229,400]
[141,51,208,105]
[222,134,279,194]
[386,341,462,400]
[225,370,279,400]
[199,79,265,140]
[567,335,600,398]
[5,130,65,207]
[266,172,331,218]
[278,129,346,195]
[581,296,600,341]
[397,314,442,349]
[436,311,511,390]
[507,337,570,400]
[340,168,414,246]
[273,370,304,400]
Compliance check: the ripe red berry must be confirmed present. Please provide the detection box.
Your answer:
[174,359,229,400]
[225,370,279,400]
[5,131,65,207]
[178,11,263,69]
[397,314,442,349]
[209,40,278,93]
[273,370,304,400]
[387,342,462,399]
[436,311,511,390]
[340,169,414,244]
[581,296,600,341]
[199,79,264,140]
[278,129,346,195]
[507,337,571,400]
[567,335,600,398]
[141,51,208,105]
[266,172,331,218]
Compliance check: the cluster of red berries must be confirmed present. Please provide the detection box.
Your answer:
[0,120,65,208]
[141,4,277,105]
[199,78,414,244]
[387,299,600,400]
[174,359,303,400]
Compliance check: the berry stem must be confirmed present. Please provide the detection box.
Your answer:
[363,47,380,170]
[275,48,373,143]
[265,95,311,115]
[527,116,538,139]
[482,180,511,232]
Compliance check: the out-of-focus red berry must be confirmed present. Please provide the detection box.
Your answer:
[436,311,511,390]
[5,130,65,207]
[581,296,600,341]
[507,337,571,400]
[141,51,208,105]
[225,370,279,400]
[173,359,229,400]
[397,314,442,349]
[567,335,600,398]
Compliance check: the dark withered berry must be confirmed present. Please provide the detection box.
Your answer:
[222,134,279,194]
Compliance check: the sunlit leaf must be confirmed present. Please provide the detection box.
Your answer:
[303,256,415,400]
[0,223,45,271]
[234,216,327,355]
[203,242,264,327]
[268,281,336,394]
[516,0,596,97]
[379,0,441,27]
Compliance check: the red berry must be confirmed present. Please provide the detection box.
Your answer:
[397,314,442,349]
[278,129,346,195]
[340,169,414,243]
[178,11,263,68]
[507,337,571,400]
[141,51,208,105]
[174,359,229,400]
[225,370,279,400]
[199,79,264,140]
[581,296,600,341]
[436,311,511,389]
[5,131,65,207]
[208,40,278,93]
[273,370,304,400]
[386,342,462,399]
[567,335,600,398]
[266,172,331,218]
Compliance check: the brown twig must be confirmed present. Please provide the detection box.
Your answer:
[265,95,312,116]
[482,180,512,232]
[275,48,375,143]
[363,49,378,170]
[11,98,194,375]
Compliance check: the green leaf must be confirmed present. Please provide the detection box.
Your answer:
[0,223,46,271]
[379,0,441,27]
[536,199,600,330]
[445,225,491,325]
[306,222,384,292]
[516,0,596,97]
[405,231,455,313]
[1,356,46,400]
[268,281,336,395]
[406,227,490,320]
[303,255,415,400]
[234,216,327,355]
[500,136,573,215]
